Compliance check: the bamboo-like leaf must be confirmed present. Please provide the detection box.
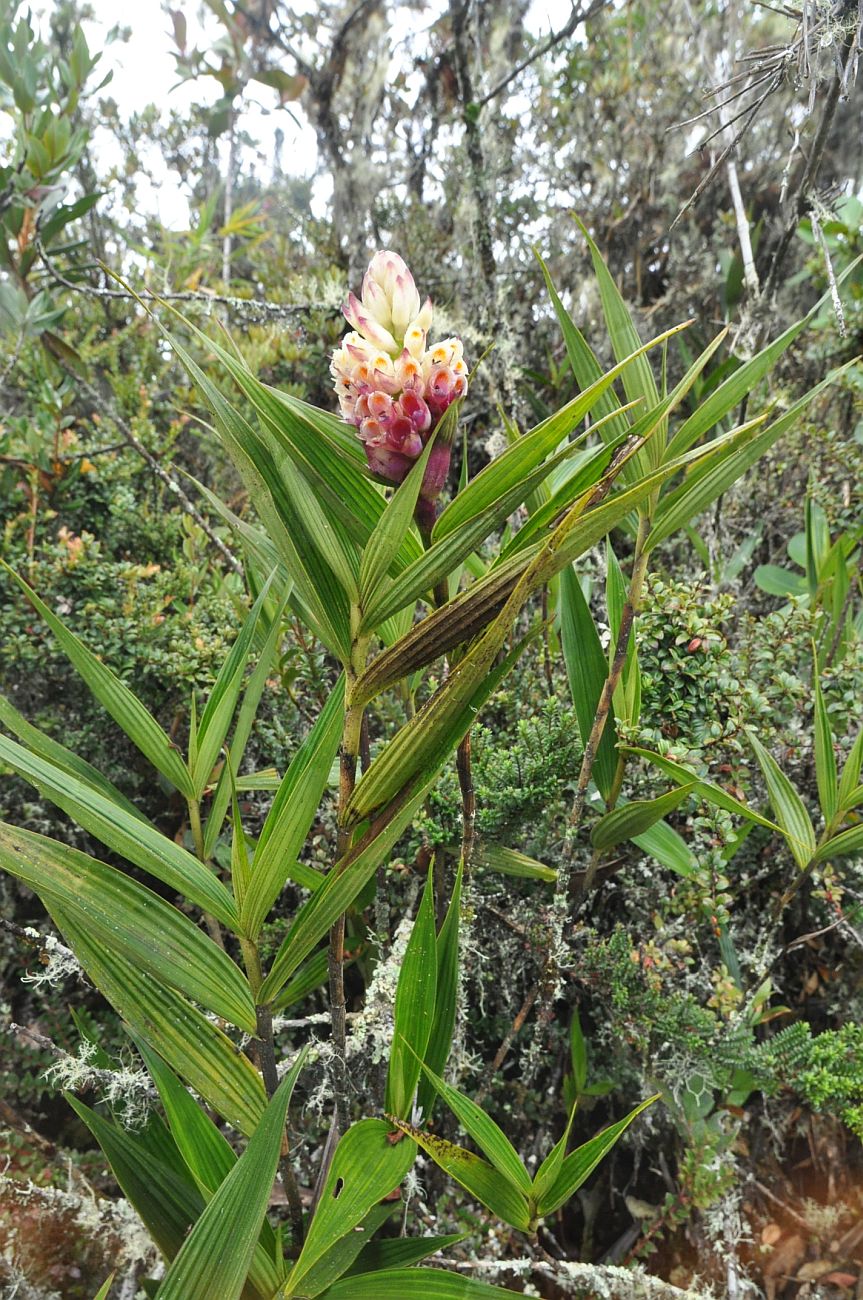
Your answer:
[473,842,556,882]
[93,1275,115,1300]
[0,732,239,929]
[747,731,816,869]
[348,449,686,826]
[320,1269,521,1298]
[814,823,863,863]
[647,362,855,551]
[532,1105,578,1204]
[813,663,838,824]
[138,1044,284,1298]
[202,587,289,852]
[535,251,636,472]
[272,947,331,1011]
[341,1234,466,1278]
[591,785,695,852]
[0,823,256,1033]
[434,320,689,543]
[629,815,697,877]
[559,564,617,798]
[4,565,194,797]
[0,693,146,823]
[359,416,606,634]
[414,1060,532,1196]
[623,746,781,831]
[258,632,533,1005]
[388,1118,531,1231]
[417,859,464,1119]
[838,731,863,811]
[575,218,663,467]
[535,1095,659,1216]
[386,869,438,1119]
[192,577,273,798]
[66,1095,205,1261]
[52,907,267,1135]
[663,257,862,461]
[285,1119,417,1297]
[155,1051,306,1300]
[166,335,351,660]
[240,676,344,938]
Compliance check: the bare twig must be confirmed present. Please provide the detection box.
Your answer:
[35,236,329,324]
[473,1,606,110]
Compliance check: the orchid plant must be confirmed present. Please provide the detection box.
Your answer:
[0,237,854,1299]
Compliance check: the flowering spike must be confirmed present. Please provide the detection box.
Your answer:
[330,250,468,504]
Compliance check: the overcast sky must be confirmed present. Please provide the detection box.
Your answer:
[72,0,574,229]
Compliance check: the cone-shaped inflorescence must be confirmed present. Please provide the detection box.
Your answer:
[331,251,467,506]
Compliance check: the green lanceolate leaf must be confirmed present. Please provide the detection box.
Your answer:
[414,1060,532,1196]
[3,564,194,797]
[473,842,556,882]
[559,564,617,799]
[813,664,838,824]
[388,1117,531,1232]
[320,1270,521,1298]
[0,822,256,1032]
[0,732,239,929]
[386,869,438,1119]
[204,592,290,858]
[747,731,816,869]
[623,746,782,832]
[630,815,697,877]
[240,675,344,938]
[258,632,533,1005]
[285,1119,417,1297]
[341,1233,466,1278]
[155,1050,306,1300]
[814,823,863,863]
[0,692,146,823]
[532,1105,579,1205]
[66,1095,205,1262]
[575,217,663,467]
[192,577,273,798]
[417,859,464,1119]
[838,731,863,811]
[647,361,856,552]
[591,785,696,852]
[166,333,351,660]
[753,564,808,599]
[535,252,634,466]
[53,907,266,1135]
[535,1095,659,1217]
[138,1044,284,1298]
[272,947,331,1011]
[664,257,862,461]
[433,320,689,543]
[92,1275,115,1300]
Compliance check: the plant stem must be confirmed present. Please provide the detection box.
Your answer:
[241,939,305,1252]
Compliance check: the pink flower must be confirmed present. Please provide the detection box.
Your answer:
[330,250,467,505]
